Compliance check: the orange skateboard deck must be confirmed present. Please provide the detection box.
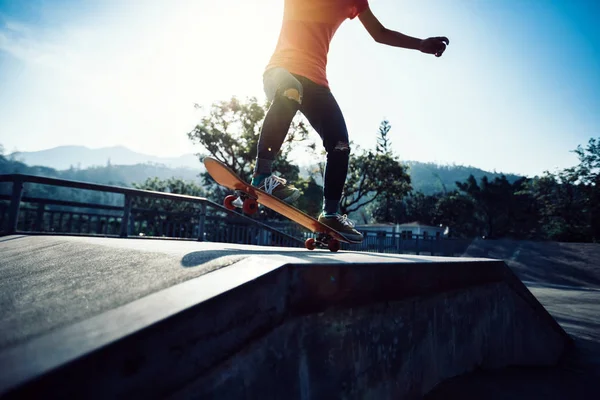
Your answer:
[203,156,361,251]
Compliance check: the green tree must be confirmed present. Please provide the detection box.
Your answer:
[564,137,600,241]
[132,177,205,212]
[294,176,324,217]
[341,148,412,215]
[453,174,540,239]
[370,119,408,223]
[433,191,479,238]
[376,119,392,155]
[131,177,207,236]
[565,137,600,185]
[524,137,598,242]
[402,191,440,225]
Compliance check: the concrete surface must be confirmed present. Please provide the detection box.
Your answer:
[0,234,491,352]
[0,235,571,399]
[426,283,600,399]
[462,238,600,289]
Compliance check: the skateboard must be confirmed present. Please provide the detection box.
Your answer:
[203,156,362,252]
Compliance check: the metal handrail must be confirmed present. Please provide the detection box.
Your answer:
[0,173,209,204]
[0,173,303,245]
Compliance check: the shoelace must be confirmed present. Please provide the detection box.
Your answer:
[261,175,287,194]
[336,214,355,228]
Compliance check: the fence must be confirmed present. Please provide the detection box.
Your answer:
[0,174,473,255]
[0,174,302,248]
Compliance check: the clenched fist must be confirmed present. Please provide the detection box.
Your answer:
[420,36,450,57]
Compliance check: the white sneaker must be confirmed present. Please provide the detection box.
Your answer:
[257,175,301,203]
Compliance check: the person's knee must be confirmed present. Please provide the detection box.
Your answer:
[282,88,302,104]
[276,72,303,104]
[332,141,350,152]
[327,140,351,163]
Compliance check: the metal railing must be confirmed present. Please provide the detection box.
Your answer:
[0,174,474,255]
[0,174,303,248]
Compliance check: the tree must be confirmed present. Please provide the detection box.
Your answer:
[367,119,412,223]
[523,138,596,242]
[131,177,207,236]
[453,174,540,239]
[565,137,600,185]
[341,148,411,215]
[294,176,324,217]
[433,191,479,238]
[0,144,6,167]
[376,119,392,155]
[563,137,600,241]
[132,177,206,213]
[402,191,441,225]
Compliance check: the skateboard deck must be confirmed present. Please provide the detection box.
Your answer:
[203,156,361,251]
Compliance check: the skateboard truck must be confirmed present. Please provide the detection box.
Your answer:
[223,189,259,215]
[305,233,341,252]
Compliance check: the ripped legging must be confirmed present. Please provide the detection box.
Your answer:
[254,67,350,211]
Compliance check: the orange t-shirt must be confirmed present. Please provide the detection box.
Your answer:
[265,0,370,88]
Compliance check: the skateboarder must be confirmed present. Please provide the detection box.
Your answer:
[250,0,449,242]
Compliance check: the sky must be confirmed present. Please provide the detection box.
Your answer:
[0,0,599,177]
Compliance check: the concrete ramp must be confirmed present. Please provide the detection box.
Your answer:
[0,236,570,399]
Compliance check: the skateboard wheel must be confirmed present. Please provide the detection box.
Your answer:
[224,195,238,210]
[305,238,316,250]
[243,198,258,215]
[328,239,341,252]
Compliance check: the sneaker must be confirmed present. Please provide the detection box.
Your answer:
[318,213,364,242]
[255,175,301,203]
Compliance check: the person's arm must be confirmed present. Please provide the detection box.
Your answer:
[358,6,449,57]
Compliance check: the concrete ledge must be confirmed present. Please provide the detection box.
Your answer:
[0,249,571,400]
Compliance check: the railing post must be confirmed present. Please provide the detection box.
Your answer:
[416,235,420,255]
[35,202,46,232]
[120,194,132,238]
[377,231,385,253]
[7,177,24,234]
[197,202,206,241]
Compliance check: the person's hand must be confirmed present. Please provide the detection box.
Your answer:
[419,36,449,57]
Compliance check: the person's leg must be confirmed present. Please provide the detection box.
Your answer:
[249,67,303,202]
[296,75,350,215]
[253,67,303,186]
[295,75,363,242]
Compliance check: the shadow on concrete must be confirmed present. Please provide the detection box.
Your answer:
[0,235,28,243]
[179,249,456,268]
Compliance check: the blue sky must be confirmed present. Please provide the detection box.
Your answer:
[0,0,599,177]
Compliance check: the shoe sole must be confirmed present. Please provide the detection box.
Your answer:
[336,232,364,243]
[318,219,364,243]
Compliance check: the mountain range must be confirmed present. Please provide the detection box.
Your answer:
[10,145,201,170]
[5,145,524,194]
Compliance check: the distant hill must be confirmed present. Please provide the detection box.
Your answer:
[9,145,201,170]
[299,160,525,196]
[5,145,525,196]
[402,161,524,194]
[0,156,204,189]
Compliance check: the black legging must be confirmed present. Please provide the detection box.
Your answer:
[255,70,350,204]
